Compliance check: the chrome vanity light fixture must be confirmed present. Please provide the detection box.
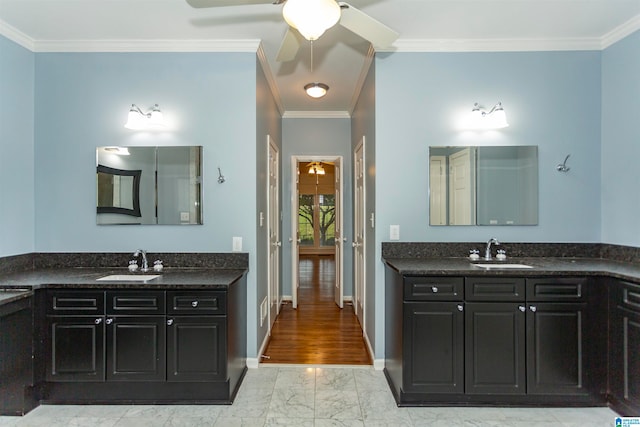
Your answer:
[469,102,509,130]
[124,104,166,130]
[304,83,329,99]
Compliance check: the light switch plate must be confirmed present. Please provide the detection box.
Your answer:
[232,237,243,252]
[390,225,400,240]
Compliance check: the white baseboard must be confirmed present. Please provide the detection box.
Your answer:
[373,358,385,370]
[247,358,260,369]
[281,295,292,302]
[363,330,385,370]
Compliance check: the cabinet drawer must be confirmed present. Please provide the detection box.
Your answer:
[403,277,463,301]
[167,291,226,315]
[465,277,525,301]
[615,280,640,313]
[46,290,105,315]
[106,291,165,315]
[526,277,587,302]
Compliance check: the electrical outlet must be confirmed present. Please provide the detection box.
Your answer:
[180,212,189,222]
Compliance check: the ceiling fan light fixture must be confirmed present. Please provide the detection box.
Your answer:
[282,0,341,41]
[305,82,329,98]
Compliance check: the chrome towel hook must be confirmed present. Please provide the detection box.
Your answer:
[557,154,571,173]
[217,167,226,184]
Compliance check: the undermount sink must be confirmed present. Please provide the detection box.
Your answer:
[472,263,533,269]
[96,274,161,282]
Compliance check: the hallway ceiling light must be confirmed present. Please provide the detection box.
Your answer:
[283,0,341,41]
[469,102,509,130]
[308,162,325,175]
[125,104,166,130]
[304,83,329,99]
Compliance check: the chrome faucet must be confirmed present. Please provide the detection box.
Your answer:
[133,249,149,272]
[485,238,500,260]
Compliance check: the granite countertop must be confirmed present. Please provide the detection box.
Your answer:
[0,267,247,291]
[383,257,640,283]
[0,289,33,306]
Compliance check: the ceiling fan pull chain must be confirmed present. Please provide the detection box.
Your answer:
[310,40,314,73]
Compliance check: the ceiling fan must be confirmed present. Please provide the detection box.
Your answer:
[186,0,399,62]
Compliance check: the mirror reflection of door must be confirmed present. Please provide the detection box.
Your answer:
[449,147,476,225]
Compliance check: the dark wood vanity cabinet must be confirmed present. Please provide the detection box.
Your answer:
[38,280,246,404]
[0,295,36,415]
[608,279,640,416]
[385,270,603,405]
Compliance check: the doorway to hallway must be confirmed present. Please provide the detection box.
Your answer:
[261,254,371,365]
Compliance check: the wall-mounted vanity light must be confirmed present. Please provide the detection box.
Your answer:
[304,83,329,99]
[124,104,166,130]
[469,102,509,130]
[102,146,130,156]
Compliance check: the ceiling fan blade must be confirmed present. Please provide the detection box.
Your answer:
[276,27,303,62]
[186,0,279,9]
[338,2,399,48]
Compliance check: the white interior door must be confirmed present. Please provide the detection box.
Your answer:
[334,158,343,308]
[290,158,300,309]
[353,139,366,329]
[449,148,475,225]
[267,136,280,332]
[429,155,447,225]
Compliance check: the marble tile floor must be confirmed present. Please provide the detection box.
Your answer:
[0,366,622,427]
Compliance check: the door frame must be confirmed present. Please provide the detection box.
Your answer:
[353,137,366,334]
[290,155,344,309]
[267,135,280,334]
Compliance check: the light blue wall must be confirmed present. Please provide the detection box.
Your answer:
[601,30,640,247]
[32,50,261,356]
[374,50,602,357]
[0,37,35,257]
[281,118,353,299]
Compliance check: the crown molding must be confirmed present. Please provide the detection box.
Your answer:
[601,15,640,49]
[31,39,261,53]
[382,37,603,53]
[348,44,376,115]
[257,42,285,116]
[282,111,351,119]
[0,20,34,51]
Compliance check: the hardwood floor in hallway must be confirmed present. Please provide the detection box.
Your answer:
[261,254,372,365]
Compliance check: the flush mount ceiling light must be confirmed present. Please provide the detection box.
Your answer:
[469,102,509,130]
[304,83,329,99]
[124,104,166,130]
[283,0,341,41]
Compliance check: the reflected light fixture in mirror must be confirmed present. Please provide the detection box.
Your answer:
[103,147,130,156]
[124,104,166,130]
[283,0,341,41]
[469,102,509,130]
[305,83,329,98]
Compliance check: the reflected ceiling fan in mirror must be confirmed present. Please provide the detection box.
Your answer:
[186,0,399,62]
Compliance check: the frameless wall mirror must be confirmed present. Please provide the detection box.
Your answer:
[96,146,202,225]
[429,146,538,226]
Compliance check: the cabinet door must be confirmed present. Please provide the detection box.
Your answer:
[526,303,588,395]
[105,316,166,381]
[403,302,464,394]
[45,316,105,382]
[610,306,640,414]
[166,316,226,382]
[465,302,526,395]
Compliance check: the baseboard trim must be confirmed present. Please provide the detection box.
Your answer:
[363,330,384,370]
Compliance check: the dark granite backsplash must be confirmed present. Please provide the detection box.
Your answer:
[0,252,248,273]
[382,242,640,263]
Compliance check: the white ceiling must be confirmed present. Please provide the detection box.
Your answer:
[1,0,639,116]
